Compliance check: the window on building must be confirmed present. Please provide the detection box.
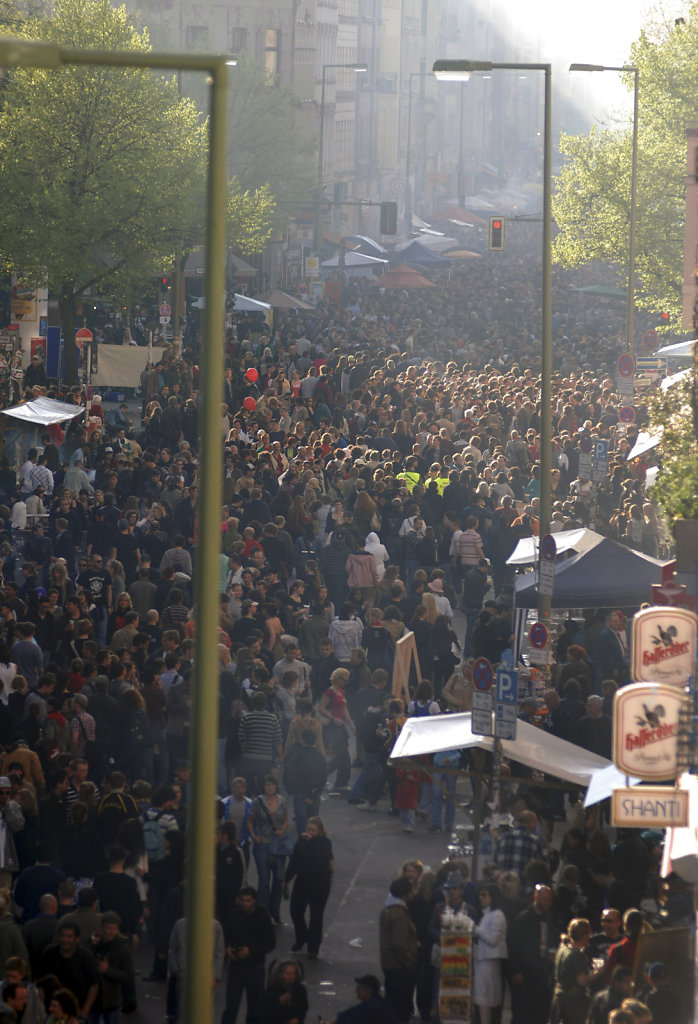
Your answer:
[186,25,209,50]
[265,28,280,75]
[230,27,248,53]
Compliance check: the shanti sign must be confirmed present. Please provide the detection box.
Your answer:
[611,787,689,829]
[631,606,698,686]
[613,683,684,781]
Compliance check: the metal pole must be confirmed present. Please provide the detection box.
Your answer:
[405,74,414,233]
[538,64,553,624]
[0,38,232,1022]
[181,57,228,1024]
[313,64,328,254]
[458,85,465,208]
[627,69,639,359]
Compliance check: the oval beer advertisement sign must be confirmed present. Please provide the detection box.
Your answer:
[631,606,698,686]
[613,683,684,781]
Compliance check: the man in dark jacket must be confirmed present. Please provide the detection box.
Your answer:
[88,911,135,1017]
[221,886,275,1024]
[508,884,555,1024]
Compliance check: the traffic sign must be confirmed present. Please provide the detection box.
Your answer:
[159,303,171,318]
[473,658,493,693]
[471,691,493,736]
[529,622,548,650]
[540,534,557,562]
[495,703,517,740]
[496,668,518,705]
[592,439,609,482]
[578,435,593,454]
[617,353,635,377]
[618,405,636,424]
[642,328,659,352]
[75,327,92,350]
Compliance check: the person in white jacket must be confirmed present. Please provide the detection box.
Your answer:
[364,531,389,580]
[473,884,508,1024]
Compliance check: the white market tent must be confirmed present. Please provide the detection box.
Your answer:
[655,339,695,358]
[1,396,84,426]
[233,293,270,313]
[390,711,638,805]
[626,428,663,461]
[320,251,388,268]
[507,528,603,566]
[662,774,698,883]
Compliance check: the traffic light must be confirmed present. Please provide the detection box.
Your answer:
[488,216,505,251]
[380,201,398,235]
[161,275,169,289]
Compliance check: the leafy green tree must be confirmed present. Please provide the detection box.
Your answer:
[227,179,276,255]
[553,9,698,331]
[645,358,698,530]
[0,0,207,381]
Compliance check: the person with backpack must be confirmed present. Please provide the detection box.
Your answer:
[140,784,179,869]
[96,772,139,844]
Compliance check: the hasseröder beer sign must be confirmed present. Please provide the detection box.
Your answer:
[613,683,684,781]
[631,606,698,686]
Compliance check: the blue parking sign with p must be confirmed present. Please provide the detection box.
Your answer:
[496,668,518,705]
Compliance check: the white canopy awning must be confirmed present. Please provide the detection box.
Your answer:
[233,293,270,312]
[662,774,698,883]
[321,251,388,268]
[507,528,604,566]
[655,339,695,358]
[390,712,619,797]
[1,397,84,426]
[661,369,691,391]
[626,429,663,461]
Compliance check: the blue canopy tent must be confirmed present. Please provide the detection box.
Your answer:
[388,240,451,270]
[513,536,667,609]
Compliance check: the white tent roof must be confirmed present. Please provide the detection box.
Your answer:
[233,293,270,312]
[507,528,604,566]
[661,369,691,391]
[1,397,84,426]
[655,339,694,357]
[626,428,663,461]
[389,712,624,801]
[321,251,388,268]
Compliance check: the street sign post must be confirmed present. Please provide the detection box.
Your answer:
[618,405,636,424]
[617,353,635,377]
[529,621,548,650]
[591,439,609,482]
[75,327,92,349]
[472,658,494,736]
[472,691,493,736]
[473,658,494,692]
[538,534,556,597]
[494,703,517,740]
[496,668,518,704]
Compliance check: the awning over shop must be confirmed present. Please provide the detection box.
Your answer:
[233,293,271,312]
[389,711,634,804]
[1,397,84,426]
[507,528,604,566]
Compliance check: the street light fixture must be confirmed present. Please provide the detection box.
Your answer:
[570,62,639,358]
[434,58,553,622]
[313,62,368,253]
[0,33,229,1024]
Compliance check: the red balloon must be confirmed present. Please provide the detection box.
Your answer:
[246,367,259,382]
[243,396,257,411]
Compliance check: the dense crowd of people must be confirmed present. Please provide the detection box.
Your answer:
[0,223,685,1023]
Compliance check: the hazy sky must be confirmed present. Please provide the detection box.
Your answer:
[503,0,688,123]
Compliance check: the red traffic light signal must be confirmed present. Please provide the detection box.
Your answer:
[161,275,169,288]
[488,216,505,251]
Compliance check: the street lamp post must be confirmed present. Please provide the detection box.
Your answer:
[434,59,553,623]
[0,35,229,1024]
[405,70,430,233]
[570,64,639,358]
[314,62,367,254]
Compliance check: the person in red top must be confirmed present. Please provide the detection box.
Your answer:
[318,668,355,794]
[605,908,643,983]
